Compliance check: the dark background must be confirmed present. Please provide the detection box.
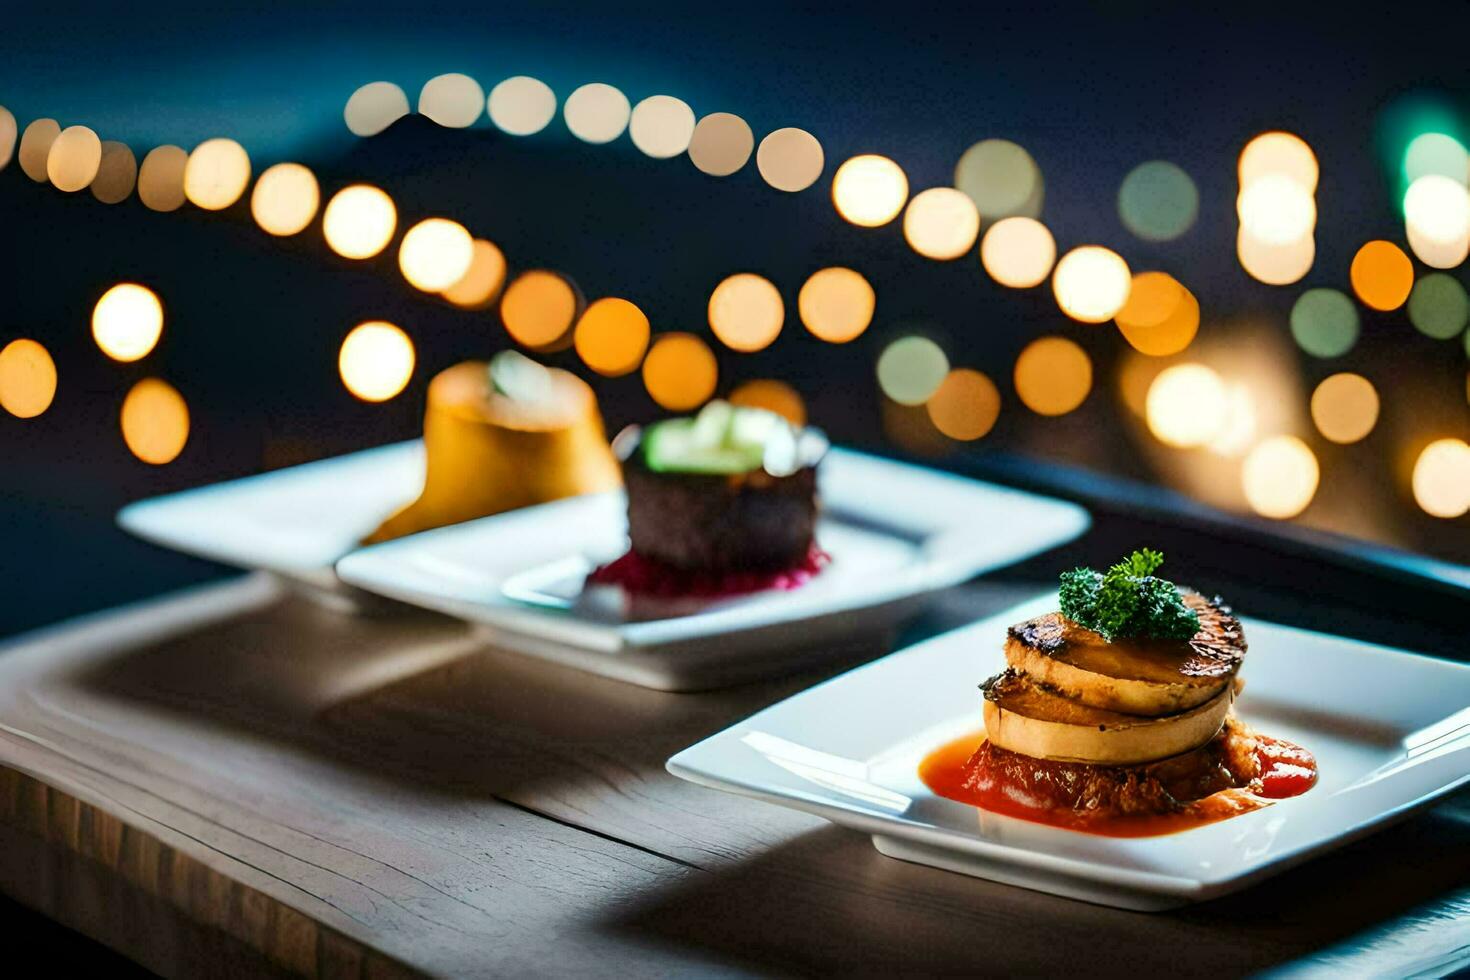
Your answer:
[3,1,1469,639]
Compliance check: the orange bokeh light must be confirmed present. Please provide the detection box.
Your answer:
[926,368,1001,441]
[643,333,718,411]
[1014,337,1092,416]
[1349,240,1414,311]
[1114,272,1200,356]
[501,271,581,351]
[574,297,651,377]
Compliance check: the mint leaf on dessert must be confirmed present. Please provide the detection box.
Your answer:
[1058,549,1199,641]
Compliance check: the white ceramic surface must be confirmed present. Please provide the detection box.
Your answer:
[334,449,1091,690]
[118,441,425,596]
[667,593,1470,909]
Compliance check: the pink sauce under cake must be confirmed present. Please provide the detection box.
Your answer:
[588,544,830,598]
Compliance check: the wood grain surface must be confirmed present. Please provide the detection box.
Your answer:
[0,573,1465,977]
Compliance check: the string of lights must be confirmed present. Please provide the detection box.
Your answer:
[0,66,1467,523]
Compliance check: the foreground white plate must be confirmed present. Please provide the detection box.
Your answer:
[118,441,425,597]
[335,450,1090,690]
[667,593,1470,909]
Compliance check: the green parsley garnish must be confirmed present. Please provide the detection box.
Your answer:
[1057,548,1199,641]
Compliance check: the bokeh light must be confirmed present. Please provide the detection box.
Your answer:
[501,270,581,350]
[339,322,415,402]
[979,217,1056,288]
[1242,436,1319,519]
[574,297,650,376]
[643,333,717,411]
[183,138,250,210]
[903,187,980,260]
[17,118,60,182]
[322,184,397,259]
[441,239,506,309]
[250,162,319,236]
[1407,273,1470,339]
[629,95,696,158]
[0,106,15,171]
[1237,225,1315,285]
[1403,132,1468,186]
[0,339,57,419]
[92,283,163,362]
[418,73,484,128]
[137,145,189,212]
[1290,288,1359,358]
[1014,336,1092,416]
[563,83,631,144]
[1404,175,1470,269]
[954,139,1042,219]
[46,125,101,192]
[1239,131,1318,192]
[344,81,410,137]
[1114,272,1199,356]
[1145,363,1227,448]
[488,76,557,135]
[756,127,824,192]
[832,154,908,228]
[121,379,189,465]
[688,113,753,176]
[708,273,784,352]
[926,368,1001,441]
[1237,175,1315,245]
[1349,240,1413,311]
[729,379,806,426]
[798,267,874,343]
[877,337,949,406]
[1411,438,1470,518]
[1117,161,1198,242]
[91,141,137,204]
[398,217,474,292]
[1209,383,1258,457]
[1310,373,1378,444]
[1052,246,1131,323]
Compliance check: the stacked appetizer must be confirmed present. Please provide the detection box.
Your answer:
[590,400,830,597]
[366,352,620,543]
[924,550,1316,835]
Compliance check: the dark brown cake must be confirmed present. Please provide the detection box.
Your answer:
[613,401,827,575]
[623,448,817,572]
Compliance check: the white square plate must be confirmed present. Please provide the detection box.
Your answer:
[118,440,425,596]
[334,449,1090,690]
[667,593,1470,908]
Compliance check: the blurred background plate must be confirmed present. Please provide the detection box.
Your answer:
[335,449,1091,689]
[117,440,423,597]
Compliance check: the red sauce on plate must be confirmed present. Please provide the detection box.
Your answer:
[919,726,1316,838]
[587,544,830,597]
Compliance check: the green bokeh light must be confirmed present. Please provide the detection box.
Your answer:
[1291,288,1360,358]
[1407,274,1470,340]
[877,336,949,406]
[1117,161,1199,242]
[954,140,1043,220]
[1404,133,1469,186]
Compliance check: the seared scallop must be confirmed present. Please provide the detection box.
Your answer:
[1003,591,1245,717]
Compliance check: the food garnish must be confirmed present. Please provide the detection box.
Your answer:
[1057,548,1200,641]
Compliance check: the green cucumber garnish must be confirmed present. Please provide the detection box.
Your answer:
[643,400,797,475]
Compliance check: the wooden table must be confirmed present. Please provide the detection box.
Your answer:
[0,572,1466,978]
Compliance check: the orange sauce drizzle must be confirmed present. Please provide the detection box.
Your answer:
[919,730,1317,838]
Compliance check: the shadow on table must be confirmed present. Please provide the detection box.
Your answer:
[67,576,1041,802]
[598,801,1470,977]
